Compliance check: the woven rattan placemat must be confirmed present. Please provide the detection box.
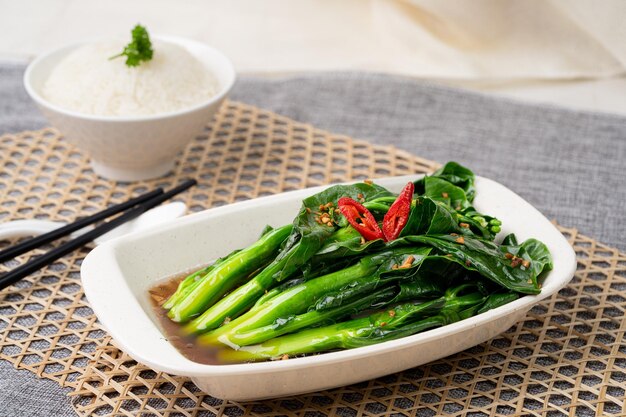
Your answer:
[1,101,624,417]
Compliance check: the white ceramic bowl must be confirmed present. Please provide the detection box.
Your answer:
[81,176,577,400]
[24,36,235,181]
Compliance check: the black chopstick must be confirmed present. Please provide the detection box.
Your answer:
[0,179,197,291]
[0,188,164,263]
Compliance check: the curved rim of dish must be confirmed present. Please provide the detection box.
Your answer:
[23,34,236,123]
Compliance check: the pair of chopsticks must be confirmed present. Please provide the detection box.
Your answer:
[0,179,197,291]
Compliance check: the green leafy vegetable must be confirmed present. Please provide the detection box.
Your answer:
[217,284,487,362]
[206,286,399,348]
[157,161,553,362]
[167,225,292,322]
[198,246,432,346]
[183,183,394,333]
[110,24,154,67]
[390,234,552,294]
[401,197,460,236]
[420,161,476,201]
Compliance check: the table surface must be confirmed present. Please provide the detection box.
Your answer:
[1,62,625,416]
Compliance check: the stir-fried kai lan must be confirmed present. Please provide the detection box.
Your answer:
[158,162,553,362]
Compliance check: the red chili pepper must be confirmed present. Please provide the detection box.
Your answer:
[337,197,384,241]
[382,182,414,241]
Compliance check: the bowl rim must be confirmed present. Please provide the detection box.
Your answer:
[81,175,578,377]
[23,34,236,122]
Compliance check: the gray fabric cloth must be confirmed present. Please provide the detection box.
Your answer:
[230,74,626,252]
[0,360,75,417]
[0,63,48,133]
[3,63,625,250]
[1,62,625,416]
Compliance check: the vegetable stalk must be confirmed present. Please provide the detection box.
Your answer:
[167,224,292,322]
[217,284,486,362]
[188,246,431,336]
[208,286,398,347]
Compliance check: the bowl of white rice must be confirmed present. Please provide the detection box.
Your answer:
[24,35,235,181]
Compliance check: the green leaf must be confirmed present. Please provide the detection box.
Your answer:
[110,24,154,67]
[421,177,471,210]
[259,225,274,238]
[416,162,476,202]
[391,234,551,294]
[503,238,553,287]
[502,233,518,246]
[401,197,461,237]
[477,291,519,314]
[391,257,466,302]
[275,182,393,282]
[308,225,385,270]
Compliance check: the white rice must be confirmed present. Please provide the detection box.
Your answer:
[42,39,218,116]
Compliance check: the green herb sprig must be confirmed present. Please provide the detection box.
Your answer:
[110,24,153,67]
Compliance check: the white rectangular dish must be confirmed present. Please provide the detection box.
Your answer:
[81,175,577,400]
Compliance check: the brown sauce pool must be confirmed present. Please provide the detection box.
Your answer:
[148,273,234,365]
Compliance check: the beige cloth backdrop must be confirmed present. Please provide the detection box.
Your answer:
[1,0,625,80]
[2,0,626,114]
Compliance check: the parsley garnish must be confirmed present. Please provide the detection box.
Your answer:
[110,24,154,67]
